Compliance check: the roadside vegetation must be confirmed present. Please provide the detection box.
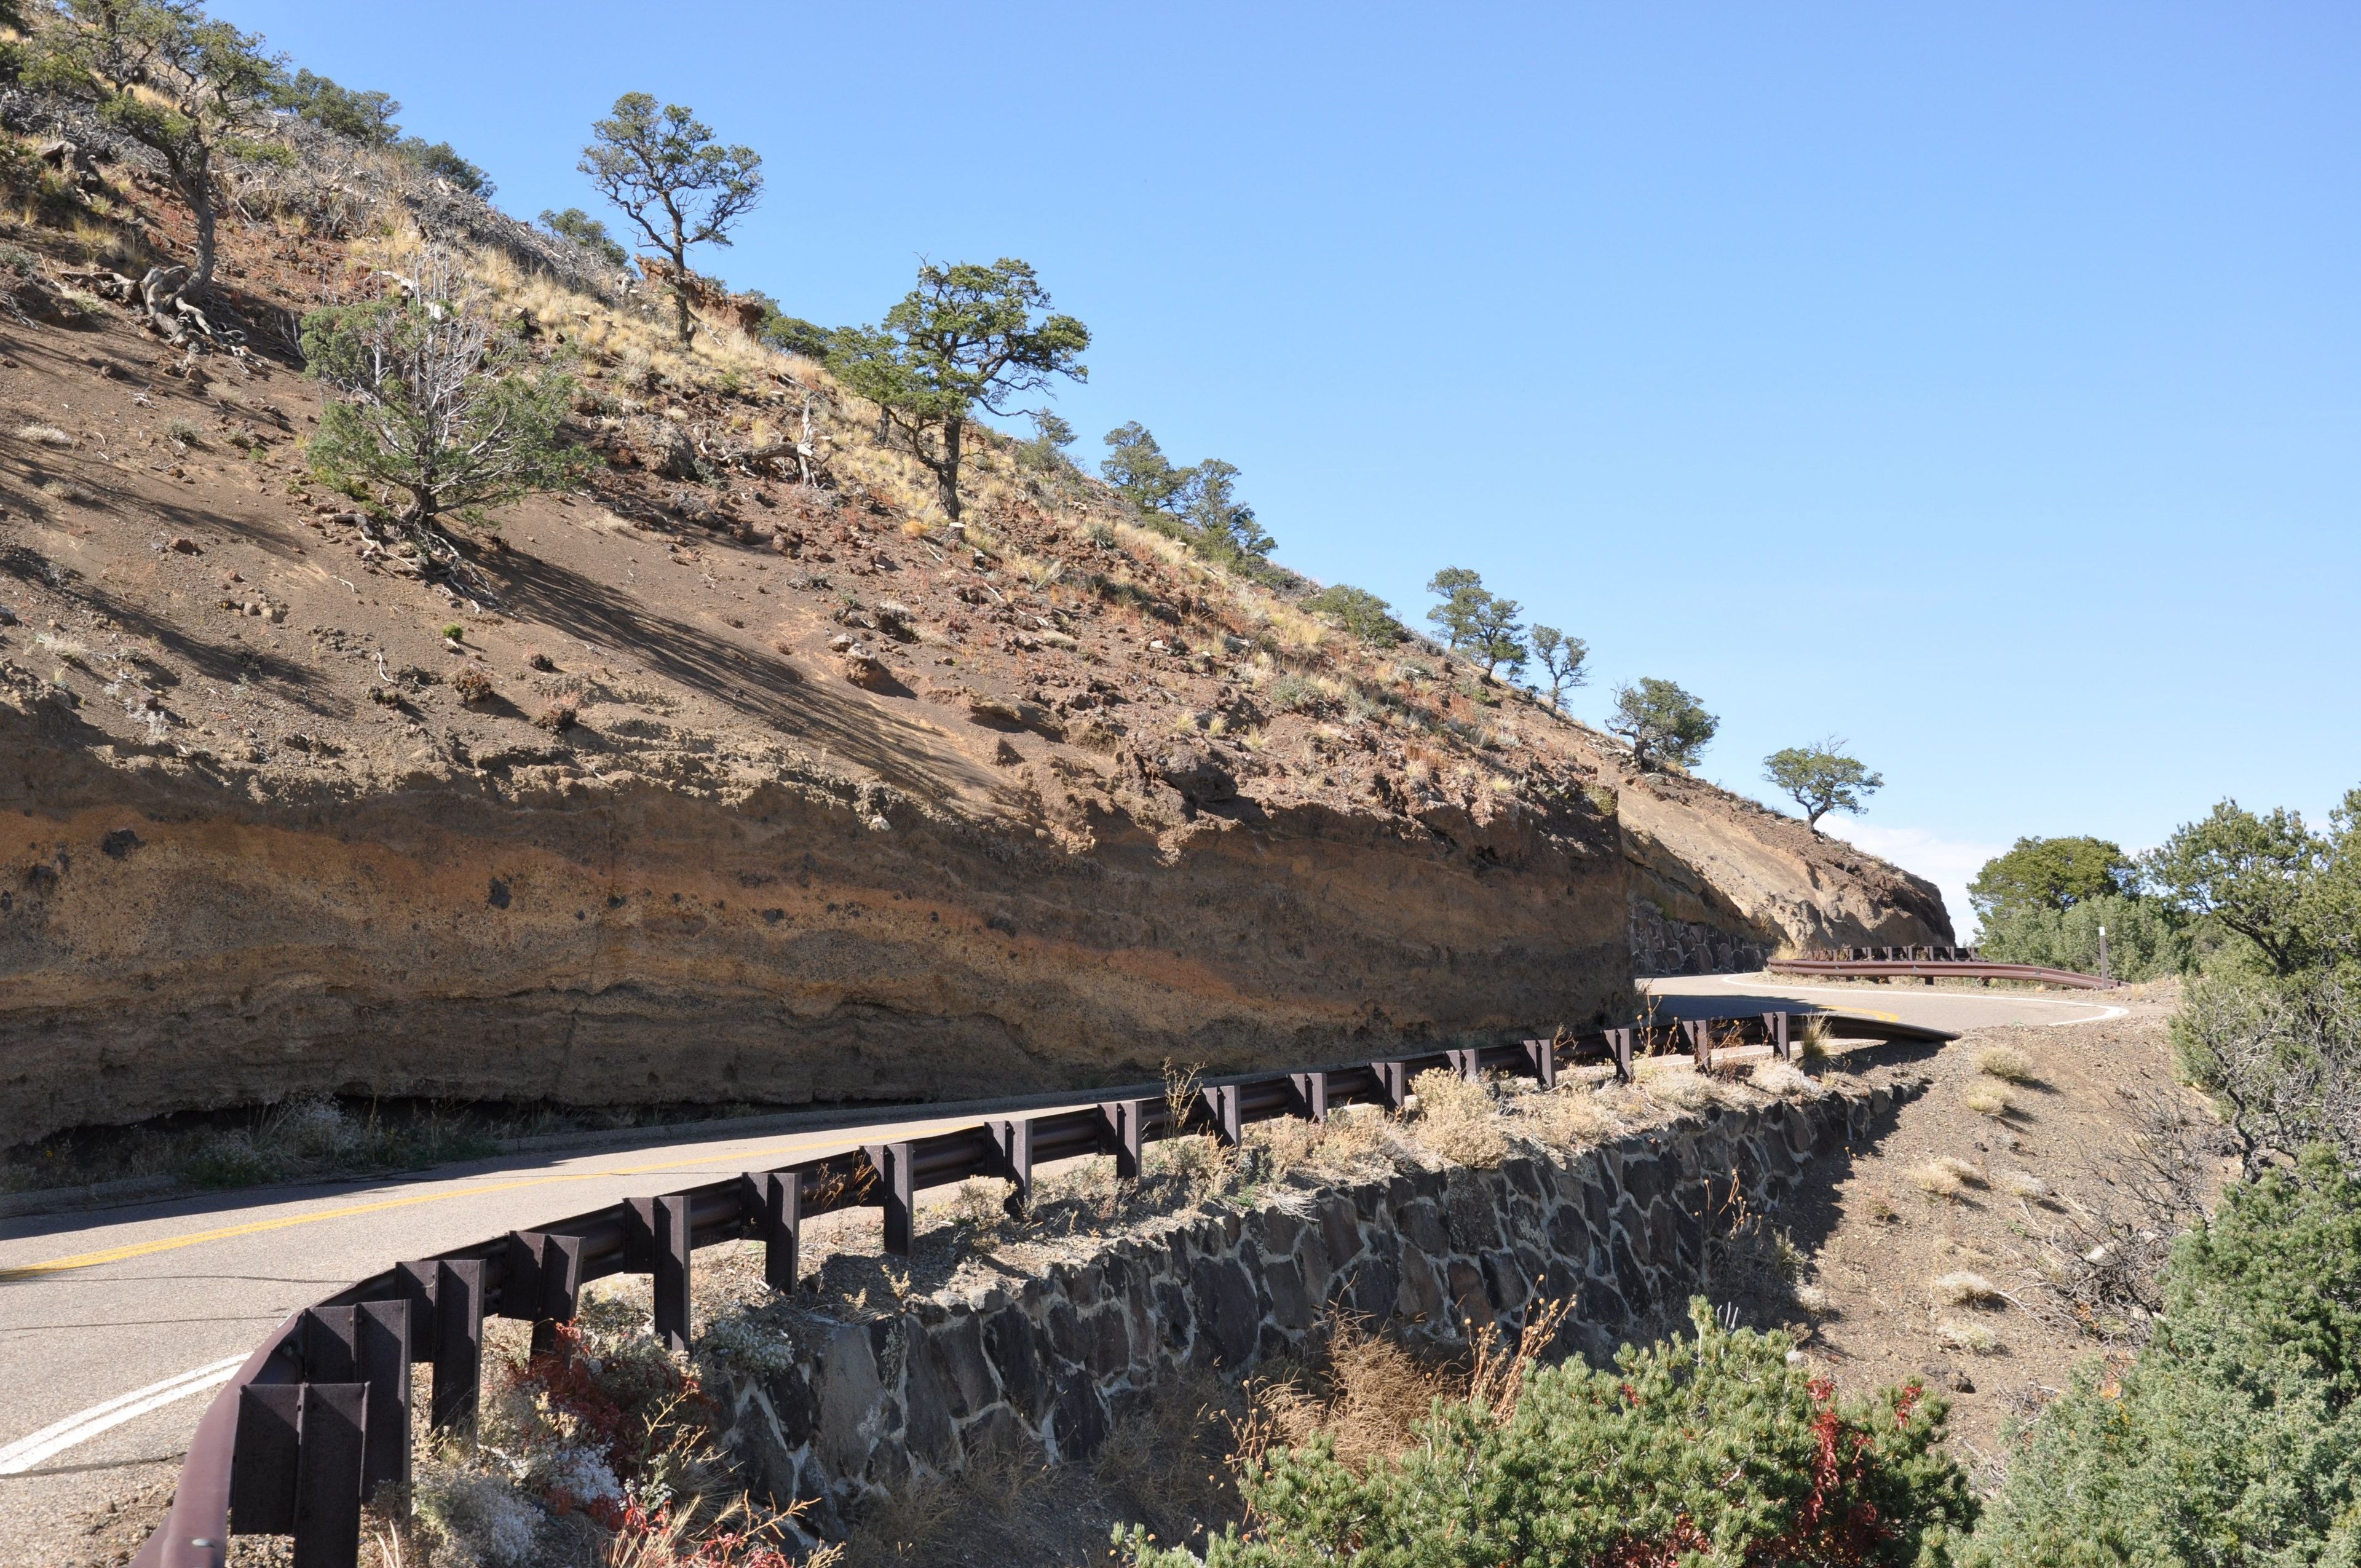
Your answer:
[1968,789,2357,982]
[1954,784,2361,1567]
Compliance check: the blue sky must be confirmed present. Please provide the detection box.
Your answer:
[222,1,2360,934]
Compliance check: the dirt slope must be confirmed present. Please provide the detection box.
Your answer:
[0,103,1945,1144]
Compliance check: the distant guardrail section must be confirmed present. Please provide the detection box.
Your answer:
[1770,948,2119,990]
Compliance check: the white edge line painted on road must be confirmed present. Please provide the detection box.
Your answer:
[0,1355,244,1475]
[1714,978,2129,1025]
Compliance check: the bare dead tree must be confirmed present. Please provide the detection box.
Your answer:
[2178,973,2361,1174]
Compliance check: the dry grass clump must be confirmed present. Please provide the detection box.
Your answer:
[1975,1045,2039,1083]
[1246,1105,1399,1181]
[1797,1015,1835,1064]
[1255,1315,1456,1474]
[1510,1085,1615,1147]
[15,422,71,446]
[1907,1155,1990,1200]
[1934,1155,1988,1187]
[1752,1061,1819,1099]
[1633,1057,1712,1111]
[1408,1069,1508,1168]
[464,242,785,394]
[1998,1168,2053,1200]
[1936,1318,2002,1355]
[1961,1083,2013,1119]
[1932,1270,2006,1305]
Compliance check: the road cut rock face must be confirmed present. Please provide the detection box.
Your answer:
[706,1082,1910,1541]
[1,683,1632,1144]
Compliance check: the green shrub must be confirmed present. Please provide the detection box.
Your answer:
[1975,892,2191,981]
[1124,1298,1974,1568]
[1303,584,1404,646]
[1973,1148,2361,1568]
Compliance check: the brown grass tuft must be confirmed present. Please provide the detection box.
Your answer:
[1932,1270,2005,1305]
[1975,1045,2039,1083]
[1409,1068,1508,1168]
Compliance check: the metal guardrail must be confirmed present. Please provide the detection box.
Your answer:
[1770,949,2119,991]
[127,1010,1949,1568]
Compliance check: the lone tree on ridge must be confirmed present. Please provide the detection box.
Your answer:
[830,258,1089,521]
[1762,738,1884,830]
[1610,677,1718,769]
[1425,568,1527,681]
[580,92,762,347]
[1529,625,1588,710]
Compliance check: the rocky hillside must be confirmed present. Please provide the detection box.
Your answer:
[0,98,1947,1146]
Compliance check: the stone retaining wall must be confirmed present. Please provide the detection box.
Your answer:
[710,1082,1906,1538]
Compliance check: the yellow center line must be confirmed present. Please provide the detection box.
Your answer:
[0,1115,986,1282]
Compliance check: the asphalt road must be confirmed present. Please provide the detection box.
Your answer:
[0,974,2125,1560]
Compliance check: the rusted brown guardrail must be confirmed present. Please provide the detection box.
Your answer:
[130,1010,1949,1568]
[1770,949,2118,990]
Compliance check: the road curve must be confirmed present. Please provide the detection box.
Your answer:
[1645,971,2129,1034]
[0,976,2115,1561]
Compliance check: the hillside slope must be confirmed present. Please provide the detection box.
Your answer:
[0,100,1946,1144]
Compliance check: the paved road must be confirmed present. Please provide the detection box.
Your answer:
[0,975,2119,1559]
[1645,971,2129,1034]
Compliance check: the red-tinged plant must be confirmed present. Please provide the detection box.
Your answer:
[1121,1297,1976,1567]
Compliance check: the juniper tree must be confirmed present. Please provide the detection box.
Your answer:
[580,93,762,347]
[1610,677,1718,769]
[1425,568,1526,680]
[1176,458,1274,560]
[1303,584,1404,646]
[1969,837,2137,927]
[830,258,1088,521]
[1529,625,1588,709]
[28,0,282,335]
[301,249,590,591]
[539,207,630,269]
[2145,802,2334,976]
[1018,410,1077,474]
[1101,421,1193,513]
[1762,737,1884,830]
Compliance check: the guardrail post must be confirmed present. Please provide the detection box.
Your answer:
[299,1307,356,1384]
[394,1261,437,1363]
[992,1119,1035,1210]
[751,1171,802,1292]
[292,1382,366,1568]
[1445,1047,1480,1083]
[1764,1012,1790,1062]
[1198,1085,1241,1146]
[1518,1038,1557,1089]
[226,1381,368,1567]
[430,1260,482,1432]
[354,1300,410,1497]
[1372,1059,1409,1111]
[230,1384,301,1535]
[1289,1071,1329,1123]
[1683,1019,1710,1069]
[501,1232,543,1331]
[862,1146,915,1259]
[1607,1028,1633,1082]
[505,1233,583,1355]
[627,1197,695,1351]
[1100,1100,1149,1178]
